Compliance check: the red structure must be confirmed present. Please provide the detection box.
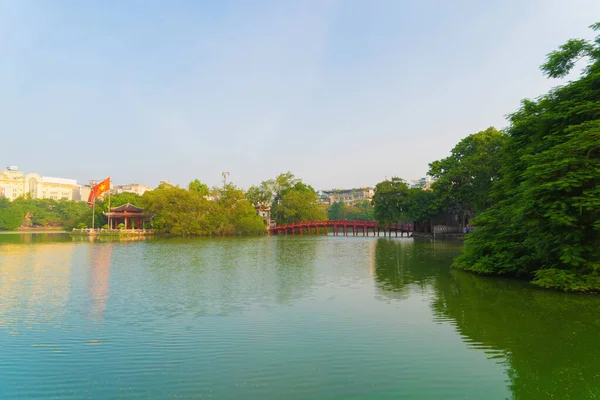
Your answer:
[268,220,413,237]
[103,203,151,230]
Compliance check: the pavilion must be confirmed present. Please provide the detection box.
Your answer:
[103,203,152,230]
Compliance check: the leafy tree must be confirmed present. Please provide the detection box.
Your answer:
[246,184,273,209]
[275,181,327,224]
[188,179,210,197]
[328,200,375,221]
[254,172,326,225]
[454,23,600,292]
[403,188,442,231]
[327,201,348,220]
[372,177,410,226]
[106,192,142,209]
[0,197,95,230]
[0,197,24,230]
[141,183,265,236]
[428,127,506,214]
[142,185,210,236]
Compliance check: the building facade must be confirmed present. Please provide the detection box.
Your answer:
[111,183,152,196]
[410,176,437,190]
[318,187,375,205]
[0,166,78,201]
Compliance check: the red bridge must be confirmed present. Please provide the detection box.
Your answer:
[268,220,413,237]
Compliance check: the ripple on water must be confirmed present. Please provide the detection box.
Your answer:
[2,236,598,399]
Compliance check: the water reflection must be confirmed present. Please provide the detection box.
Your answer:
[134,237,318,317]
[0,231,71,245]
[373,238,600,399]
[431,270,600,399]
[88,244,113,323]
[0,241,73,332]
[373,238,457,300]
[2,234,600,399]
[272,237,318,304]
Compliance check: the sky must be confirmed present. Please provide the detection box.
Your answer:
[1,0,599,190]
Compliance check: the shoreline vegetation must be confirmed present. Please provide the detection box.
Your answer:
[0,25,598,292]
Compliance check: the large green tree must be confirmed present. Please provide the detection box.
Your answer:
[327,200,375,221]
[141,183,265,236]
[403,188,442,232]
[0,197,23,230]
[372,177,410,226]
[253,172,326,225]
[188,179,210,197]
[0,197,96,230]
[274,181,327,224]
[428,127,506,214]
[454,23,600,292]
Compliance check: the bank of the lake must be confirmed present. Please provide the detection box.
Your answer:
[1,233,599,399]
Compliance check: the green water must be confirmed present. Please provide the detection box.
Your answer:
[0,233,599,399]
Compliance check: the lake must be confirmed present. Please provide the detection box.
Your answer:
[1,233,599,399]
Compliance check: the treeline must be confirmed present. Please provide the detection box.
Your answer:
[0,172,330,235]
[0,197,92,230]
[371,126,505,230]
[373,24,600,292]
[327,200,374,221]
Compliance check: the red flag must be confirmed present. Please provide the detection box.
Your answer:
[87,177,111,205]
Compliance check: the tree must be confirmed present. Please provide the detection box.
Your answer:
[454,23,600,292]
[372,177,410,227]
[142,185,211,236]
[428,127,506,214]
[255,172,326,225]
[327,201,348,220]
[275,181,327,224]
[403,188,441,232]
[328,200,375,221]
[0,197,94,231]
[0,197,24,230]
[188,179,210,197]
[540,22,600,78]
[246,184,273,209]
[107,192,142,209]
[141,182,265,236]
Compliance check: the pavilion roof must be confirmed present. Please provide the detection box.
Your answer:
[109,203,145,213]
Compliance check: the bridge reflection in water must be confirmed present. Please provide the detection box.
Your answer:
[268,220,413,237]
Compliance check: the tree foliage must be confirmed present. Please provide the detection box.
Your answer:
[106,192,142,209]
[0,197,93,230]
[188,179,210,197]
[274,181,327,224]
[140,181,265,236]
[428,127,506,214]
[454,24,600,292]
[327,200,375,221]
[251,172,326,225]
[372,178,410,226]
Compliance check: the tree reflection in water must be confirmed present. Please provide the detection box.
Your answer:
[374,238,600,400]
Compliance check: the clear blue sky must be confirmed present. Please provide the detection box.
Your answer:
[1,0,598,189]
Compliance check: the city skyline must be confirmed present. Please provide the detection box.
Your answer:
[1,1,599,189]
[2,163,424,193]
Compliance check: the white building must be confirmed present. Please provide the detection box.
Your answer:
[318,187,375,205]
[111,183,151,196]
[410,176,437,190]
[0,166,79,201]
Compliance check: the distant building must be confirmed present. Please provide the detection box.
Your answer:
[318,187,375,205]
[78,180,98,202]
[0,166,79,201]
[111,183,151,196]
[158,180,176,188]
[410,176,437,190]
